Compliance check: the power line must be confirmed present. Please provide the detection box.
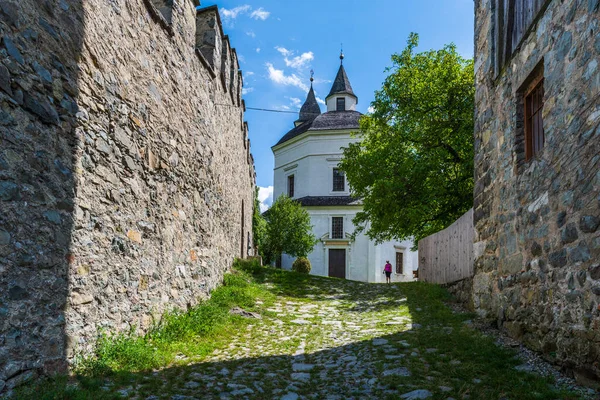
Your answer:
[215,103,321,115]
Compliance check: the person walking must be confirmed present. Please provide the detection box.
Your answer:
[383,260,392,284]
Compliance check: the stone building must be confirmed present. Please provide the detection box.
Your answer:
[272,56,418,283]
[0,0,255,391]
[473,0,600,382]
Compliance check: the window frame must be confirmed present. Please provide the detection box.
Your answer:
[524,76,545,161]
[332,168,345,192]
[331,216,344,239]
[336,97,346,111]
[395,252,404,275]
[287,174,295,198]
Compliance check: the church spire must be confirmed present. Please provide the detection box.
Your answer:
[298,72,321,122]
[326,53,356,101]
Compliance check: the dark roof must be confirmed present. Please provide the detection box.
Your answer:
[299,85,321,122]
[274,119,314,146]
[309,110,362,131]
[274,110,362,147]
[295,196,360,207]
[327,65,357,100]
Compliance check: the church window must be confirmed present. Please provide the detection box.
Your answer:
[332,168,345,192]
[331,217,344,239]
[336,97,345,111]
[287,175,295,197]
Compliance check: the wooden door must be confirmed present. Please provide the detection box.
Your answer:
[396,252,404,275]
[328,249,346,279]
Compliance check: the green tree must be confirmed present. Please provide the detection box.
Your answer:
[261,196,317,265]
[340,33,474,245]
[252,187,267,254]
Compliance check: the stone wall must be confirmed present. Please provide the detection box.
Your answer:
[0,0,255,391]
[473,0,600,381]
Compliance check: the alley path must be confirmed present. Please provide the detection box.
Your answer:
[92,269,583,400]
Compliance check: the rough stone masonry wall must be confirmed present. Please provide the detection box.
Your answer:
[473,0,600,382]
[0,0,255,391]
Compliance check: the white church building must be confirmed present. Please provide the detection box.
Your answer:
[271,54,418,283]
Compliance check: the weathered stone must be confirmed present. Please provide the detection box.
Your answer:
[590,265,600,281]
[531,241,542,257]
[580,215,599,233]
[400,389,433,399]
[32,61,52,83]
[2,36,24,64]
[42,210,61,224]
[549,249,567,268]
[569,241,591,263]
[23,93,60,125]
[576,270,587,287]
[0,65,12,96]
[0,181,19,201]
[561,223,579,244]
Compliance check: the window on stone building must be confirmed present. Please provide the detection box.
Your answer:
[288,175,295,197]
[331,217,344,239]
[145,0,174,27]
[515,63,545,170]
[493,0,550,76]
[332,168,345,192]
[336,97,345,111]
[524,77,545,160]
[396,252,404,274]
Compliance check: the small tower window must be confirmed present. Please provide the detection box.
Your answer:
[336,97,345,111]
[332,168,345,192]
[288,175,295,197]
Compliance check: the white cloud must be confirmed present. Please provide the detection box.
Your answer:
[316,97,326,105]
[258,186,274,213]
[266,63,309,92]
[289,97,302,109]
[245,71,255,77]
[275,46,292,57]
[367,106,375,114]
[220,5,270,26]
[220,5,251,20]
[246,30,256,38]
[256,48,261,53]
[237,54,246,63]
[242,87,254,95]
[250,7,270,20]
[284,52,314,69]
[275,47,314,70]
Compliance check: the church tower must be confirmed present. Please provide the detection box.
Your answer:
[325,51,358,112]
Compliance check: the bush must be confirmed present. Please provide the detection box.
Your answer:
[292,257,311,274]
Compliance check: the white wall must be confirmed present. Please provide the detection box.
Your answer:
[326,94,357,112]
[273,131,360,201]
[280,206,417,283]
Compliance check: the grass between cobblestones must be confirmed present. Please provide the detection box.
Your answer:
[13,259,583,400]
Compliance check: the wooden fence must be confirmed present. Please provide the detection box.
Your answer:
[418,208,474,284]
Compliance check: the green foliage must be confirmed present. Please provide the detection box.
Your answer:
[340,33,474,245]
[74,265,272,375]
[292,257,311,274]
[261,195,317,264]
[252,187,267,253]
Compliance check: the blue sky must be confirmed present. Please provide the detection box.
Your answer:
[201,0,475,210]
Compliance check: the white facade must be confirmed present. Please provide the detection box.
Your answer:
[272,63,418,283]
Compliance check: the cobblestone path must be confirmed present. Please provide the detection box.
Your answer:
[102,272,583,400]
